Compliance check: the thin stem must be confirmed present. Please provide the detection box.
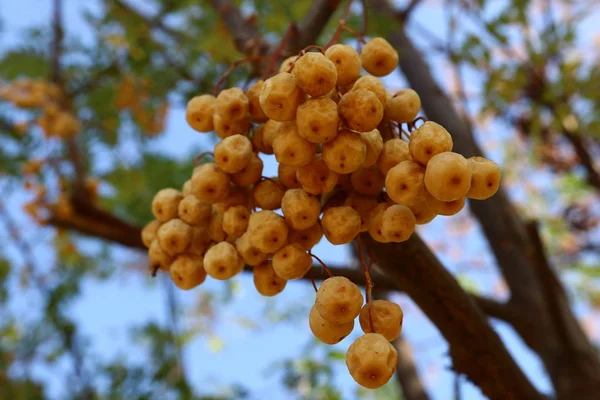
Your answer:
[194,151,214,166]
[212,58,254,96]
[359,0,368,36]
[324,0,355,49]
[309,252,334,278]
[151,264,160,277]
[262,23,297,80]
[308,268,318,292]
[356,235,375,331]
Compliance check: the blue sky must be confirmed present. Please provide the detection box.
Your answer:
[2,0,598,399]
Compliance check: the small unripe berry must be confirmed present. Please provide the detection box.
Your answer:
[378,138,411,175]
[346,333,398,389]
[287,222,323,250]
[215,87,249,123]
[236,231,268,266]
[344,193,379,232]
[272,243,312,280]
[185,94,216,132]
[214,134,253,174]
[254,260,287,296]
[231,152,263,186]
[385,89,421,123]
[296,156,339,195]
[148,239,173,270]
[467,156,501,200]
[309,305,355,345]
[322,206,362,245]
[315,276,364,324]
[152,188,183,222]
[178,195,212,226]
[368,202,392,243]
[292,52,337,97]
[157,218,192,256]
[281,188,321,230]
[425,152,472,201]
[360,129,383,168]
[203,241,244,280]
[213,112,250,138]
[246,80,268,122]
[278,164,301,189]
[359,300,404,341]
[252,179,285,210]
[191,163,231,204]
[208,212,226,242]
[248,210,289,254]
[222,205,250,237]
[339,89,383,132]
[188,226,212,256]
[409,121,453,165]
[260,72,305,121]
[142,220,161,248]
[385,160,426,206]
[351,167,385,196]
[360,37,399,77]
[322,130,366,174]
[272,122,316,167]
[296,97,339,143]
[170,253,207,290]
[381,205,415,243]
[351,76,387,107]
[325,44,361,86]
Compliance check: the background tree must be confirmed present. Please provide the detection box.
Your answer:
[0,0,599,399]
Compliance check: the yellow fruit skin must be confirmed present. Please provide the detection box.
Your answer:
[378,138,411,175]
[315,276,364,324]
[322,206,362,245]
[296,97,339,144]
[292,52,338,97]
[424,152,472,202]
[409,121,453,165]
[338,89,384,132]
[384,160,426,206]
[467,156,501,200]
[203,241,244,280]
[272,243,312,280]
[346,333,398,389]
[325,44,361,86]
[381,205,415,243]
[170,254,206,290]
[309,305,355,345]
[185,95,216,132]
[385,89,421,123]
[253,261,287,297]
[360,38,399,77]
[260,73,305,121]
[322,130,366,174]
[359,300,404,341]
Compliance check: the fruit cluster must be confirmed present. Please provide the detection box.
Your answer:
[0,78,80,138]
[141,37,501,389]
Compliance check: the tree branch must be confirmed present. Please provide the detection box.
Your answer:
[292,0,343,51]
[563,130,600,191]
[362,232,543,400]
[471,295,518,324]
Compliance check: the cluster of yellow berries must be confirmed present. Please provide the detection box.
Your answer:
[141,37,501,389]
[0,78,80,138]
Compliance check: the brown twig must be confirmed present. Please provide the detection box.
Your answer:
[262,23,298,80]
[309,252,334,278]
[213,58,254,96]
[308,267,318,292]
[324,0,356,49]
[194,151,214,166]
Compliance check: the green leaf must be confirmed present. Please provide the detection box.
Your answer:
[0,50,48,79]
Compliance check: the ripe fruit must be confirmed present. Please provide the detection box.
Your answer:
[281,188,321,230]
[407,201,437,225]
[368,202,392,243]
[309,305,354,345]
[272,122,316,167]
[203,241,244,280]
[315,276,364,324]
[287,223,323,250]
[185,94,216,132]
[188,226,212,256]
[214,185,251,213]
[170,254,207,290]
[296,97,339,143]
[253,261,287,296]
[378,138,411,175]
[148,239,174,270]
[321,206,362,245]
[409,121,453,165]
[152,188,183,222]
[338,89,383,132]
[236,232,268,266]
[344,193,379,232]
[222,205,250,237]
[351,167,385,196]
[351,75,387,107]
[467,156,501,200]
[360,37,399,77]
[213,112,250,138]
[381,205,415,243]
[246,80,268,122]
[178,195,212,226]
[157,218,192,256]
[322,130,366,174]
[292,52,337,97]
[278,164,301,189]
[385,160,426,206]
[360,129,383,168]
[191,163,231,204]
[272,243,312,280]
[359,300,404,341]
[252,179,285,210]
[208,212,226,242]
[279,56,297,73]
[215,87,249,123]
[141,220,162,248]
[231,152,263,186]
[325,44,361,85]
[247,210,289,254]
[424,152,472,201]
[346,333,398,389]
[425,191,466,216]
[260,72,305,121]
[296,156,339,195]
[385,89,421,123]
[214,134,253,173]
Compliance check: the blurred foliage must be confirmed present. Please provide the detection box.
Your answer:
[0,0,599,399]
